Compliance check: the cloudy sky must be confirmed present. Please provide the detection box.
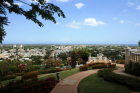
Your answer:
[2,0,140,44]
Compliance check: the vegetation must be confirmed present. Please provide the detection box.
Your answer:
[78,73,132,93]
[98,68,140,92]
[125,61,140,76]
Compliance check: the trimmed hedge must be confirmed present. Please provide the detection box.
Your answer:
[22,73,38,80]
[79,62,116,71]
[125,61,140,76]
[98,68,140,91]
[116,60,125,64]
[0,75,17,81]
[0,77,56,93]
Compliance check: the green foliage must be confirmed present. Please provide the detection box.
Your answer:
[0,77,56,93]
[59,64,63,68]
[44,50,52,60]
[98,68,140,91]
[22,73,38,80]
[1,75,17,81]
[33,65,40,70]
[123,54,125,60]
[10,66,18,73]
[0,23,7,44]
[57,53,68,61]
[125,61,140,76]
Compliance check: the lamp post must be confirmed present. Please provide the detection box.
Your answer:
[56,72,60,81]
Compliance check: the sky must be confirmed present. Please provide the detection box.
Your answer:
[2,0,140,45]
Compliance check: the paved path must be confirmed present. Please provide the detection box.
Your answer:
[114,64,140,79]
[50,69,99,93]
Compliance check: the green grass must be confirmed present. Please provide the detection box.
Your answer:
[0,76,22,86]
[78,73,133,93]
[38,68,80,80]
[0,68,80,86]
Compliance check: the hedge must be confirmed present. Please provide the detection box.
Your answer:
[0,75,17,81]
[98,68,140,91]
[0,77,56,93]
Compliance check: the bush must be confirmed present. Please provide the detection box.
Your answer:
[15,73,29,76]
[116,60,125,64]
[125,61,140,76]
[98,68,140,91]
[1,75,17,81]
[33,65,40,70]
[0,77,56,93]
[111,64,116,68]
[38,70,48,74]
[10,66,18,73]
[79,65,89,71]
[59,64,63,68]
[22,73,38,80]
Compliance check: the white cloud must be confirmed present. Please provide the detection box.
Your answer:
[136,5,140,10]
[135,23,140,26]
[112,18,117,20]
[127,21,132,23]
[56,0,69,2]
[3,2,23,6]
[67,20,82,29]
[83,18,106,26]
[75,3,84,9]
[123,9,128,12]
[127,2,134,7]
[120,20,124,24]
[124,14,128,16]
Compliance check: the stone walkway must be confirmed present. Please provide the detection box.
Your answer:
[114,64,140,79]
[50,69,99,93]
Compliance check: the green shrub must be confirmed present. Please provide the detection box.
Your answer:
[98,68,140,91]
[10,66,18,73]
[15,73,29,76]
[59,64,63,68]
[38,70,48,74]
[125,61,140,76]
[1,75,17,81]
[0,77,56,93]
[22,73,38,80]
[33,65,40,70]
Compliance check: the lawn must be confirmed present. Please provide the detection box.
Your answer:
[0,68,80,86]
[78,73,133,93]
[0,76,22,86]
[38,68,80,80]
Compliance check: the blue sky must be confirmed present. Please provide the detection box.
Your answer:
[2,0,140,44]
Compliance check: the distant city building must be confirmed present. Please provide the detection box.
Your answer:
[13,44,16,48]
[19,44,23,49]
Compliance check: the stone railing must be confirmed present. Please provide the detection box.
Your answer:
[88,57,111,63]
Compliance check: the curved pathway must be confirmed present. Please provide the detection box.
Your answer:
[50,69,99,93]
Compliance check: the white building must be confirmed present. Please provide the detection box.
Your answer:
[125,41,140,64]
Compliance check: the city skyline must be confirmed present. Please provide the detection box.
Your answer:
[2,0,140,44]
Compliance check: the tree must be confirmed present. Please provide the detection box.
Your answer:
[0,0,66,44]
[44,49,51,60]
[57,53,67,62]
[123,53,125,60]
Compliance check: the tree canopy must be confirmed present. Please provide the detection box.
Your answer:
[0,0,66,44]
